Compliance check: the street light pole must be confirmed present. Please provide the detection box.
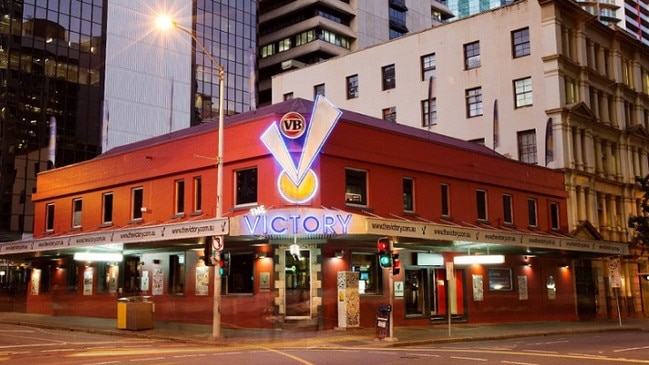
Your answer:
[156,16,225,339]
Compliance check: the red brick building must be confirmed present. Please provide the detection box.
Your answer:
[0,97,627,329]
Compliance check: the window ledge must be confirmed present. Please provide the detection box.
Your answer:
[189,211,203,217]
[170,213,185,220]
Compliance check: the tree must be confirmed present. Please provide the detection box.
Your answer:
[628,175,649,257]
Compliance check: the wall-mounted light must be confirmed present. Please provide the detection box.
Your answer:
[74,252,123,262]
[454,255,505,265]
[255,252,267,259]
[334,250,344,259]
[560,263,569,269]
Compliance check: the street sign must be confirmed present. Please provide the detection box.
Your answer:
[608,258,621,288]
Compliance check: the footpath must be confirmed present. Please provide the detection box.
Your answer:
[0,312,647,348]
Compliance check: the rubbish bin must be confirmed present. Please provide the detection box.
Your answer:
[117,296,154,330]
[375,305,391,339]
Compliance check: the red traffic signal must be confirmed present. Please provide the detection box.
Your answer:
[392,253,401,275]
[377,237,392,269]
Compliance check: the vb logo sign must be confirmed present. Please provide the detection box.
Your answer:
[261,96,342,203]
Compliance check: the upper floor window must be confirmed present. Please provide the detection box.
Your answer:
[503,194,513,224]
[527,198,538,227]
[46,203,55,232]
[175,180,185,215]
[403,177,414,212]
[441,183,450,217]
[102,192,113,224]
[132,187,143,220]
[382,64,396,90]
[260,43,275,58]
[514,77,533,108]
[193,177,202,212]
[550,201,560,230]
[466,87,483,117]
[476,189,487,221]
[517,129,538,164]
[345,168,367,206]
[511,28,530,58]
[283,92,294,101]
[421,53,436,81]
[464,41,481,70]
[314,83,325,98]
[382,107,397,122]
[278,37,291,52]
[421,98,437,127]
[236,167,258,206]
[72,198,82,228]
[346,74,359,99]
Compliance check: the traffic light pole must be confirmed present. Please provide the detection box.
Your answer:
[387,238,396,342]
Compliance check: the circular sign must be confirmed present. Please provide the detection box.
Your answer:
[608,259,618,270]
[279,112,307,139]
[212,236,223,252]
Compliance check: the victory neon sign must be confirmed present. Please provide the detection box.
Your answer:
[261,96,342,203]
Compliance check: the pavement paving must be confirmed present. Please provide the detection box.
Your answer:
[0,312,647,348]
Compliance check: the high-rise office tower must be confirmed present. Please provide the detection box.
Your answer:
[0,0,256,240]
[446,0,514,19]
[575,0,649,46]
[257,0,454,106]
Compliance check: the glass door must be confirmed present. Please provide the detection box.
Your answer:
[285,250,311,318]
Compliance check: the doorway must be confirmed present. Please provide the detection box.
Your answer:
[285,250,311,318]
[405,267,466,321]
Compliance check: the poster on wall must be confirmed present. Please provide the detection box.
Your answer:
[83,268,94,295]
[141,271,150,291]
[472,274,484,301]
[195,266,209,296]
[518,275,528,300]
[152,268,164,296]
[30,269,41,295]
[259,272,270,291]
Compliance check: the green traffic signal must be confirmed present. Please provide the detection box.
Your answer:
[379,254,392,268]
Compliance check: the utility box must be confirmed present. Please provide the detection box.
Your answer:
[117,296,154,330]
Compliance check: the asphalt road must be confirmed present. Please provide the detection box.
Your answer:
[0,323,647,365]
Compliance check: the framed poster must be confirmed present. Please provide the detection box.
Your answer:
[488,268,513,291]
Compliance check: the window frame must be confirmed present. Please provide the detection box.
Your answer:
[514,77,533,108]
[72,198,82,228]
[351,251,383,295]
[382,106,397,122]
[464,41,481,70]
[345,168,368,206]
[503,194,513,224]
[441,183,450,217]
[131,187,143,220]
[511,27,531,58]
[193,176,202,213]
[476,189,488,221]
[235,167,258,207]
[527,198,538,227]
[550,201,560,230]
[403,177,414,213]
[102,192,113,224]
[465,87,483,118]
[175,179,185,215]
[382,64,396,90]
[314,83,325,98]
[346,74,359,99]
[421,53,436,81]
[223,252,255,294]
[421,98,437,127]
[517,129,538,164]
[45,203,55,232]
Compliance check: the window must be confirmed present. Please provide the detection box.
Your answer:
[382,64,395,90]
[517,130,538,164]
[421,98,437,126]
[261,43,275,58]
[236,167,257,206]
[102,193,113,224]
[295,29,316,46]
[476,189,487,221]
[527,198,538,227]
[193,177,202,212]
[283,92,294,101]
[514,77,533,108]
[503,194,513,224]
[278,37,291,52]
[382,107,397,122]
[314,83,325,98]
[550,202,560,230]
[403,177,414,212]
[46,203,55,231]
[346,74,359,99]
[351,252,382,294]
[441,184,450,217]
[466,87,483,117]
[223,252,254,294]
[175,180,185,215]
[512,28,530,58]
[72,198,82,228]
[421,53,436,81]
[132,187,143,220]
[464,41,481,69]
[345,168,367,206]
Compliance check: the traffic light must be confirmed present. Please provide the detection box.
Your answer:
[377,237,392,269]
[203,236,214,266]
[219,251,231,276]
[392,252,401,276]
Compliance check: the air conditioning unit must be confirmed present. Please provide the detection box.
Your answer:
[345,193,362,203]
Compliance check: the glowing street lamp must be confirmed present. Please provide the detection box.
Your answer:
[156,14,225,339]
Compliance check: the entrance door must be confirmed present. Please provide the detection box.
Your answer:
[405,267,465,321]
[285,250,311,318]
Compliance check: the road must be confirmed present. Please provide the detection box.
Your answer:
[0,323,647,364]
